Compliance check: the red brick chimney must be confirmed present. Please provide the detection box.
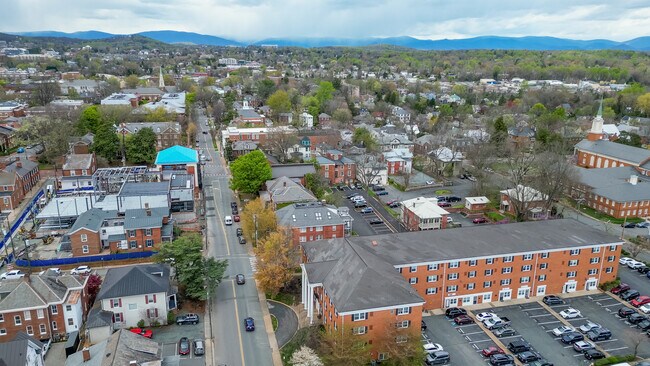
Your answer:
[82,349,91,362]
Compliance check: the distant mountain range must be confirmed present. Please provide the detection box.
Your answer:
[8,30,650,51]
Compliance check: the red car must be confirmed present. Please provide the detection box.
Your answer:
[611,283,630,294]
[233,215,240,222]
[631,296,650,307]
[454,315,474,325]
[129,328,153,338]
[438,202,452,208]
[481,346,505,357]
[473,217,488,224]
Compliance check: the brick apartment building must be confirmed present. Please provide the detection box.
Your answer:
[60,153,97,191]
[118,122,181,151]
[400,197,450,231]
[0,158,39,212]
[315,149,357,185]
[0,171,21,212]
[301,219,622,359]
[221,126,296,148]
[0,273,90,343]
[276,202,350,246]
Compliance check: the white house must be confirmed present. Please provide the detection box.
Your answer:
[96,264,176,328]
[300,112,314,129]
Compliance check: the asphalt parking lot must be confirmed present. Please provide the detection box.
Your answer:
[338,188,404,236]
[155,320,205,365]
[618,262,650,298]
[422,314,496,365]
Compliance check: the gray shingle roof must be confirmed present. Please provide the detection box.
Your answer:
[69,208,116,234]
[123,208,166,230]
[96,264,171,300]
[266,177,317,205]
[65,329,161,366]
[271,164,316,179]
[0,274,86,311]
[0,171,15,186]
[119,181,170,196]
[0,282,44,311]
[3,158,38,178]
[86,306,114,329]
[276,202,345,228]
[63,154,94,170]
[576,166,650,202]
[575,139,650,166]
[0,332,43,366]
[121,122,181,135]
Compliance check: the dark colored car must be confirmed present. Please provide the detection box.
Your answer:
[372,186,386,192]
[621,289,641,301]
[543,295,564,305]
[376,191,389,196]
[561,332,584,344]
[238,236,246,245]
[454,315,474,325]
[445,307,466,318]
[473,217,488,224]
[637,222,650,228]
[507,340,530,353]
[236,274,245,285]
[587,328,611,341]
[438,202,452,208]
[178,337,190,355]
[493,327,516,337]
[618,307,636,317]
[489,354,515,366]
[369,218,383,225]
[421,320,427,331]
[231,202,238,209]
[622,222,637,228]
[637,320,650,330]
[236,228,243,236]
[628,313,647,324]
[517,351,541,363]
[232,207,239,215]
[244,317,255,331]
[447,196,462,203]
[611,283,631,294]
[638,266,650,274]
[176,313,199,325]
[346,193,360,199]
[584,349,605,360]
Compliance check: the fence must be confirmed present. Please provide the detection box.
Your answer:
[16,251,156,267]
[0,189,44,254]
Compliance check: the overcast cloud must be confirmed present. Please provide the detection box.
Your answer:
[1,0,649,41]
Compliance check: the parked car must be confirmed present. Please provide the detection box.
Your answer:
[347,193,360,199]
[611,283,631,294]
[423,341,443,354]
[473,217,488,224]
[231,202,238,209]
[236,274,245,285]
[193,339,205,356]
[178,337,190,355]
[637,222,650,228]
[233,215,240,222]
[447,196,462,202]
[354,201,367,208]
[586,328,611,341]
[425,351,450,365]
[236,228,243,236]
[640,304,650,314]
[628,260,645,269]
[376,191,388,196]
[583,349,605,360]
[627,313,647,324]
[360,207,374,214]
[465,174,477,182]
[622,222,637,228]
[388,202,401,208]
[484,316,511,330]
[224,216,233,225]
[369,218,383,225]
[621,289,641,301]
[445,307,466,318]
[176,313,200,325]
[39,268,62,276]
[619,257,634,265]
[517,351,541,363]
[454,315,474,325]
[493,327,516,338]
[507,340,530,353]
[438,202,452,208]
[244,317,255,331]
[543,295,564,305]
[426,180,435,185]
[637,319,650,330]
[638,266,650,274]
[579,321,601,333]
[527,360,554,366]
[129,328,153,338]
[372,186,386,192]
[481,346,504,357]
[238,236,246,245]
[559,308,582,319]
[70,266,91,275]
[631,296,650,307]
[476,312,498,322]
[0,270,25,280]
[618,307,636,317]
[551,325,575,337]
[489,354,515,366]
[561,332,584,344]
[572,340,594,352]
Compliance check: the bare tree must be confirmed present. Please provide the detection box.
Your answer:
[504,148,539,221]
[531,149,577,215]
[31,82,60,106]
[355,154,384,188]
[464,143,497,195]
[263,127,298,163]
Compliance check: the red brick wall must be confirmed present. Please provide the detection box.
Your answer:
[121,227,163,251]
[291,225,345,246]
[576,150,633,169]
[70,229,101,257]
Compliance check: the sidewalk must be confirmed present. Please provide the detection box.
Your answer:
[6,176,51,224]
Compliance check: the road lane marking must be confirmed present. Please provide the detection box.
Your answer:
[214,185,231,257]
[231,280,246,366]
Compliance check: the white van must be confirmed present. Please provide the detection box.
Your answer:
[224,216,233,225]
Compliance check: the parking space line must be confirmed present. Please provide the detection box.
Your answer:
[530,313,554,318]
[538,320,561,325]
[464,331,488,335]
[604,346,629,352]
[602,303,622,308]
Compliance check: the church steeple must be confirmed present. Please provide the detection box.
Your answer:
[158,66,165,89]
[586,97,604,141]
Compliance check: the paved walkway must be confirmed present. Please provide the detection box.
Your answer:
[267,300,299,348]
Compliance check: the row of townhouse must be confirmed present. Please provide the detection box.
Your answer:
[301,219,622,360]
[316,149,357,185]
[573,106,650,218]
[0,158,40,212]
[0,273,89,343]
[117,122,182,151]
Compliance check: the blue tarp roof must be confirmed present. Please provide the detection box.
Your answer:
[154,145,198,165]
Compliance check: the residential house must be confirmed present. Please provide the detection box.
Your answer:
[271,164,316,185]
[234,108,264,126]
[414,134,437,155]
[0,126,16,153]
[265,176,317,208]
[0,273,90,343]
[0,332,45,366]
[400,197,449,231]
[231,140,258,158]
[277,202,350,245]
[60,153,97,192]
[1,158,39,201]
[278,112,293,125]
[0,171,20,212]
[508,125,536,147]
[392,106,411,123]
[354,154,388,186]
[118,122,182,150]
[427,147,464,176]
[68,133,94,154]
[221,126,296,148]
[96,264,176,328]
[0,101,26,120]
[500,185,549,219]
[571,167,650,219]
[465,196,491,214]
[85,306,114,345]
[318,113,331,126]
[65,329,163,366]
[301,219,622,360]
[316,151,357,185]
[383,149,413,175]
[121,87,164,102]
[169,173,194,212]
[300,112,314,129]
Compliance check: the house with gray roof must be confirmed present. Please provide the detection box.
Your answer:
[60,153,97,191]
[265,176,317,208]
[96,264,175,328]
[65,329,166,366]
[277,202,351,245]
[231,140,258,158]
[1,157,39,201]
[0,332,45,366]
[86,305,115,345]
[270,163,316,182]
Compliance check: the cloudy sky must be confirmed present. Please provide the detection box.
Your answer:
[1,0,649,41]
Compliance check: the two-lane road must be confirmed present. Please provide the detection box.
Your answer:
[197,111,274,366]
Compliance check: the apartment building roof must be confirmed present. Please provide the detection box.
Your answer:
[0,171,16,186]
[277,202,345,228]
[65,329,161,366]
[97,264,171,300]
[69,208,117,234]
[3,158,38,177]
[154,145,199,165]
[270,164,316,179]
[120,122,181,135]
[401,197,449,218]
[576,166,650,202]
[119,181,170,196]
[0,332,44,366]
[266,176,317,205]
[63,153,94,171]
[0,274,87,312]
[575,139,650,166]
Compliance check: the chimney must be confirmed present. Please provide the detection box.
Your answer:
[15,161,22,168]
[283,181,287,187]
[146,209,152,216]
[82,349,91,362]
[144,202,149,209]
[630,175,638,185]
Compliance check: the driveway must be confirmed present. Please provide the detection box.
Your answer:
[268,300,299,348]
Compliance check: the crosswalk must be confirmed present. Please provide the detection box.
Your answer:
[250,257,258,273]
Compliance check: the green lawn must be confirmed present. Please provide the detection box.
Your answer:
[271,315,278,331]
[267,292,297,306]
[435,189,451,195]
[486,211,505,221]
[385,206,400,218]
[577,205,643,225]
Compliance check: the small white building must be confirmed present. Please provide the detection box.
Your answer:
[300,112,314,129]
[400,196,450,231]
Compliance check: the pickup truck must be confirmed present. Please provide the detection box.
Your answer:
[483,316,511,330]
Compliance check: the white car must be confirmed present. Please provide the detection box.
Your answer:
[423,341,444,354]
[639,304,650,314]
[0,270,25,280]
[476,312,498,322]
[551,325,575,336]
[579,321,601,333]
[619,257,634,265]
[628,260,645,269]
[70,266,91,275]
[38,268,61,276]
[559,308,582,319]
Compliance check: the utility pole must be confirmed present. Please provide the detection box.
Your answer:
[254,214,258,247]
[120,122,126,167]
[621,215,628,240]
